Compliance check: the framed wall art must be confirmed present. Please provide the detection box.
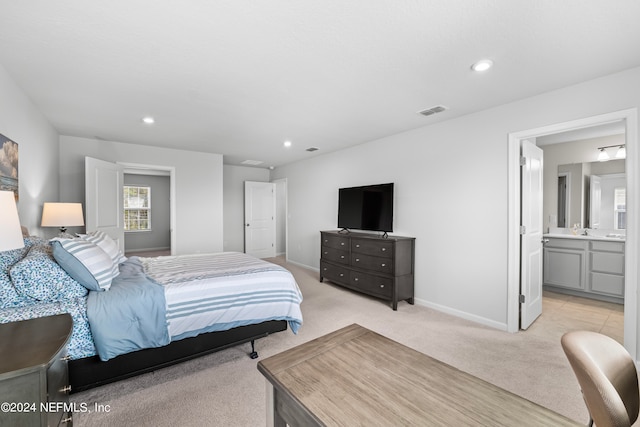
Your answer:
[0,134,18,200]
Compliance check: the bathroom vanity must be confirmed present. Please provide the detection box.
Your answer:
[543,233,625,304]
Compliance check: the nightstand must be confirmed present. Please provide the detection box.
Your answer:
[0,314,73,426]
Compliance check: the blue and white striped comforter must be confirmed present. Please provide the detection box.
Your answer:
[140,252,303,340]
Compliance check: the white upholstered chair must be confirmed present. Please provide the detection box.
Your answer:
[561,331,639,427]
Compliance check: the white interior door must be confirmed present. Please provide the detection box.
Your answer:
[589,175,602,229]
[521,140,544,329]
[244,181,276,258]
[85,157,125,251]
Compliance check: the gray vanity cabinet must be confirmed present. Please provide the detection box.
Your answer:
[543,237,624,304]
[589,240,625,299]
[543,238,587,291]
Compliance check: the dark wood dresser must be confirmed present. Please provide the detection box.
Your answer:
[320,230,415,310]
[0,314,73,426]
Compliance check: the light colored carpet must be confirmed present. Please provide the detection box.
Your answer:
[70,257,621,426]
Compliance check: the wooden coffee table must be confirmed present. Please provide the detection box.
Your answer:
[257,324,580,426]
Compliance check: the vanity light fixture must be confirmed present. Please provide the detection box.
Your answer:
[597,144,626,161]
[283,140,292,148]
[142,116,155,125]
[471,59,493,72]
[597,148,610,162]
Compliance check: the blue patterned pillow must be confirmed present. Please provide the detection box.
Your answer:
[0,244,34,309]
[10,245,88,302]
[51,239,116,291]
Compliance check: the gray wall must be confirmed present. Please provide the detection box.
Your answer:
[59,135,224,255]
[223,165,270,252]
[123,173,171,252]
[271,66,640,331]
[0,64,59,238]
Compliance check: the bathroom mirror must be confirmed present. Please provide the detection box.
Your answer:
[557,159,625,229]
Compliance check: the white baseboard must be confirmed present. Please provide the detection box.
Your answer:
[414,297,509,332]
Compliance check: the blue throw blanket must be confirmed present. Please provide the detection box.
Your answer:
[87,258,169,361]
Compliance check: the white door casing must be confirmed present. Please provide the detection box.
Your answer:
[244,181,276,258]
[520,140,544,329]
[85,157,125,251]
[508,108,637,362]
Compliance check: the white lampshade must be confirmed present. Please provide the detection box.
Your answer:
[0,191,24,251]
[616,145,626,159]
[41,202,85,232]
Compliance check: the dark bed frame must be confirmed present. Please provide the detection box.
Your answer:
[68,320,287,392]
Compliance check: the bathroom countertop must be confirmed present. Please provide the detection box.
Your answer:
[543,233,626,242]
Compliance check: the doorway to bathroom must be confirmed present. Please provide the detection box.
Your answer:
[507,108,638,359]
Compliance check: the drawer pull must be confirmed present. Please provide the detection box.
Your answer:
[341,242,345,245]
[340,255,345,259]
[381,263,386,267]
[323,268,327,271]
[339,273,344,277]
[355,258,360,262]
[61,416,73,424]
[61,355,71,362]
[382,248,386,252]
[380,284,385,288]
[354,277,359,281]
[356,244,360,248]
[60,385,72,393]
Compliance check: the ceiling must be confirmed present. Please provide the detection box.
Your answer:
[1,1,640,168]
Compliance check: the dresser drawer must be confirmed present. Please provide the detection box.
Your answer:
[320,261,349,283]
[352,238,394,257]
[321,233,350,250]
[352,253,393,275]
[47,348,71,426]
[350,271,393,298]
[321,247,350,265]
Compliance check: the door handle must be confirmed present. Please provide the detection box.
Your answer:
[246,223,250,227]
[541,238,549,244]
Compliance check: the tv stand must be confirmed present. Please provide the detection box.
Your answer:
[319,230,415,310]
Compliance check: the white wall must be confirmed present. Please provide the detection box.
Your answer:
[59,136,224,255]
[0,64,59,237]
[272,66,640,330]
[222,165,270,252]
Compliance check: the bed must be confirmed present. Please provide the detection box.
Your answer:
[0,233,303,392]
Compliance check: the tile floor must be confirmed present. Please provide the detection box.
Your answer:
[530,290,624,343]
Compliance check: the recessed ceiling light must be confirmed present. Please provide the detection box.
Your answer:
[283,140,292,148]
[471,59,493,72]
[142,116,155,124]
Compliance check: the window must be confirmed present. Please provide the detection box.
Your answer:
[614,187,626,230]
[124,186,151,231]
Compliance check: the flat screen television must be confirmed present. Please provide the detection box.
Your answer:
[338,183,394,233]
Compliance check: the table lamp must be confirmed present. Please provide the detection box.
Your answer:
[0,190,24,251]
[41,202,85,237]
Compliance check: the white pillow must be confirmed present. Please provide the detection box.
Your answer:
[50,238,117,291]
[78,230,127,265]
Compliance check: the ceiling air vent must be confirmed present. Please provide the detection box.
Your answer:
[417,105,448,117]
[306,147,319,152]
[241,159,263,166]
